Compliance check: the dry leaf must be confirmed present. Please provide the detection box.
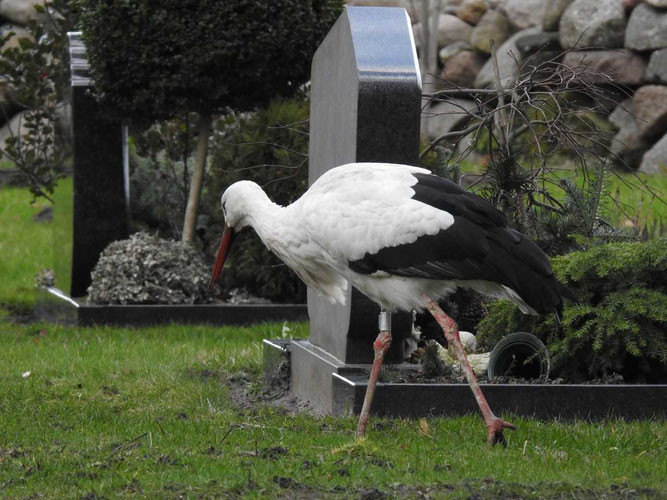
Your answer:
[419,418,430,436]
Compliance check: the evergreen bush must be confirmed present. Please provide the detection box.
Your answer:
[476,239,667,382]
[205,97,310,303]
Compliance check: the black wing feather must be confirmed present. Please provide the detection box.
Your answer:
[348,173,572,314]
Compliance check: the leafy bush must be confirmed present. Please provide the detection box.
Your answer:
[205,97,310,303]
[476,239,667,382]
[80,0,341,122]
[88,232,212,304]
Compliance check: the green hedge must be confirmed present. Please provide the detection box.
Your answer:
[477,239,667,382]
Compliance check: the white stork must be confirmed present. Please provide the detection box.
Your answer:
[209,162,574,446]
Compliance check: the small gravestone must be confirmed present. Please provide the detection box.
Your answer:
[52,32,128,298]
[290,7,422,413]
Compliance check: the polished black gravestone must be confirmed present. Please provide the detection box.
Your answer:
[290,6,422,413]
[52,32,128,298]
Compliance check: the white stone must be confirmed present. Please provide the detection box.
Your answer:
[0,0,43,25]
[638,133,667,174]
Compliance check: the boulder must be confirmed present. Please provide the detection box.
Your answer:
[631,85,667,140]
[439,41,473,64]
[475,26,542,88]
[625,3,667,51]
[456,0,488,25]
[611,85,667,168]
[645,0,667,8]
[414,14,473,49]
[562,50,647,86]
[0,24,34,52]
[436,13,474,46]
[441,50,487,87]
[638,132,667,174]
[559,0,626,49]
[0,0,44,25]
[423,99,478,141]
[515,32,561,57]
[609,99,633,129]
[645,48,667,84]
[542,0,575,31]
[498,0,546,30]
[471,9,512,53]
[0,111,28,151]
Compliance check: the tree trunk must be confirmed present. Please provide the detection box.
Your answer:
[182,112,212,243]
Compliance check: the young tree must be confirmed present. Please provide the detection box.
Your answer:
[81,0,341,242]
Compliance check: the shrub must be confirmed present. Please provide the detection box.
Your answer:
[88,232,212,304]
[476,238,667,382]
[205,97,310,303]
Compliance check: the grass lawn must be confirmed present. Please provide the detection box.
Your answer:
[0,186,53,315]
[1,321,665,499]
[1,182,665,498]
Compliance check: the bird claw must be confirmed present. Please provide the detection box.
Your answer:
[486,417,516,447]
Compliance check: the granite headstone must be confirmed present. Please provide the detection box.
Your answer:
[53,33,127,298]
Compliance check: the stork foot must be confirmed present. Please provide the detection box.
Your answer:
[486,417,516,447]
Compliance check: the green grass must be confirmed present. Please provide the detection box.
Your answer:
[1,321,665,498]
[0,185,53,314]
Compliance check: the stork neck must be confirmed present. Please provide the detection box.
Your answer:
[244,191,284,241]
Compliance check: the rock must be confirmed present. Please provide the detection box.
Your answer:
[441,50,487,87]
[611,124,649,169]
[0,24,34,52]
[609,99,633,129]
[498,0,546,30]
[423,99,478,141]
[645,0,667,8]
[561,50,647,86]
[475,26,542,88]
[414,14,473,50]
[0,82,19,126]
[0,111,28,151]
[456,0,487,25]
[0,0,44,25]
[439,40,473,64]
[542,0,575,31]
[638,133,667,174]
[632,85,667,140]
[515,32,561,57]
[611,86,667,168]
[471,9,512,53]
[436,13,474,46]
[625,4,667,51]
[559,0,626,49]
[645,48,667,84]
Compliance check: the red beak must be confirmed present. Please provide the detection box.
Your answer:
[208,226,235,294]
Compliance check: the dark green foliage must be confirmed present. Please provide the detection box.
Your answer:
[129,116,199,238]
[80,0,342,123]
[205,98,310,302]
[477,239,667,382]
[88,232,212,304]
[0,0,80,201]
[422,341,449,378]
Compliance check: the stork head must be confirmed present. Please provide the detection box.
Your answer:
[208,181,262,293]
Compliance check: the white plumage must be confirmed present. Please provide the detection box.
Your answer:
[211,161,573,445]
[218,163,541,313]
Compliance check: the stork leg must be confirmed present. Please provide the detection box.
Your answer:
[356,310,392,438]
[422,295,516,447]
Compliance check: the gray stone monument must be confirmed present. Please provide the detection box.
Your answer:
[290,6,422,413]
[52,33,128,298]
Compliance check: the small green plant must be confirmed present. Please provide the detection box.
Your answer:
[87,232,212,304]
[477,239,667,382]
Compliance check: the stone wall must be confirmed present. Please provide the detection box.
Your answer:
[2,0,666,174]
[349,0,667,173]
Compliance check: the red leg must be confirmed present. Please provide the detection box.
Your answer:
[423,294,516,446]
[356,318,392,438]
